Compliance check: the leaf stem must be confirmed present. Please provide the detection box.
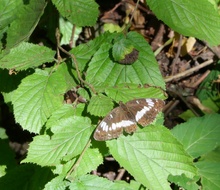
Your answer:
[56,28,97,95]
[66,139,91,179]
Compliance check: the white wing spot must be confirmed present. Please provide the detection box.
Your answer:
[136,106,150,121]
[112,123,116,130]
[146,99,154,107]
[100,121,108,132]
[112,120,135,130]
[120,120,135,128]
[136,100,140,104]
[109,114,113,118]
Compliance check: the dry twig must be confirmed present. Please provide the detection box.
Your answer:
[165,59,213,82]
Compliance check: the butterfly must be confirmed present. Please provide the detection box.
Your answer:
[93,98,164,141]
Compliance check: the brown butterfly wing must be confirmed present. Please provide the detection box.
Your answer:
[93,106,137,141]
[125,98,164,126]
[94,98,164,141]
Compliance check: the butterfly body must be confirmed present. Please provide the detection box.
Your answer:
[94,98,164,141]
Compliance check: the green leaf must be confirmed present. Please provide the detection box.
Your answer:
[0,128,8,140]
[87,95,114,117]
[196,64,220,100]
[0,42,55,70]
[195,147,220,189]
[6,0,47,49]
[0,164,54,190]
[0,0,21,35]
[72,148,103,177]
[52,0,99,26]
[179,109,196,121]
[103,23,123,33]
[22,116,92,166]
[171,113,220,158]
[112,37,134,61]
[196,161,220,189]
[86,32,165,88]
[59,17,82,46]
[129,180,145,190]
[12,69,66,133]
[105,84,166,103]
[0,166,6,178]
[70,175,133,189]
[44,175,70,190]
[53,160,74,175]
[60,62,78,90]
[168,174,199,190]
[77,87,90,101]
[202,97,220,113]
[200,146,220,162]
[147,0,220,46]
[107,126,197,190]
[71,32,115,71]
[46,104,77,129]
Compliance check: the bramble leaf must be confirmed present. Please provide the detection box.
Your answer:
[52,0,99,26]
[86,32,165,89]
[22,116,92,166]
[147,0,220,45]
[107,126,197,190]
[12,68,66,133]
[172,113,220,158]
[0,42,55,70]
